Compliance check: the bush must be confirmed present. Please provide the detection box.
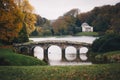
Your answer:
[92,34,120,53]
[104,51,120,63]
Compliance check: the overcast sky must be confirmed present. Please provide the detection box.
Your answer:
[29,0,120,20]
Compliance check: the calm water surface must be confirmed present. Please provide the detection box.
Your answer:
[29,36,97,66]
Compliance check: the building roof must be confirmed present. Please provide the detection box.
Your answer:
[81,22,92,28]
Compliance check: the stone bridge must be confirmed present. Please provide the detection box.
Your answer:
[13,40,91,62]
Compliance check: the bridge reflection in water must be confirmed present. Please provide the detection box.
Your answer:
[13,40,92,65]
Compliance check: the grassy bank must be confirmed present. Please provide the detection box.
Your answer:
[30,32,98,38]
[0,63,119,80]
[90,51,120,64]
[75,32,98,36]
[0,48,47,66]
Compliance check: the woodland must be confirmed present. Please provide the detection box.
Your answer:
[0,0,120,45]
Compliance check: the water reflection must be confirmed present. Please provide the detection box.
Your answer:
[79,47,88,61]
[48,45,61,61]
[34,46,44,60]
[80,55,88,61]
[65,46,77,61]
[33,45,90,66]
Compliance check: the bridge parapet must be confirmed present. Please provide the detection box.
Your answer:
[13,40,91,48]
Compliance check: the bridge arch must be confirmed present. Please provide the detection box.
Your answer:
[19,46,29,55]
[48,45,62,61]
[65,46,77,61]
[33,46,44,60]
[79,47,89,61]
[80,47,88,54]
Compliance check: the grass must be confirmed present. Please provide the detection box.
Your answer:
[104,51,120,56]
[94,51,120,63]
[30,32,98,38]
[0,48,47,66]
[75,32,98,36]
[0,63,119,80]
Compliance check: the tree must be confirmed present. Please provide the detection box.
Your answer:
[35,14,44,26]
[0,0,23,44]
[18,0,36,36]
[107,3,120,34]
[92,14,110,32]
[51,17,68,35]
[51,9,80,35]
[13,23,29,43]
[23,13,36,35]
[64,8,80,17]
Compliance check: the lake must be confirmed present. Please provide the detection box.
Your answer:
[29,36,97,66]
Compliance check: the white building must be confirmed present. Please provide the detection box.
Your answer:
[81,22,93,32]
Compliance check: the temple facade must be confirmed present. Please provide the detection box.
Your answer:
[81,22,93,32]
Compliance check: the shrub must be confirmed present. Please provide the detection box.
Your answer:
[104,51,120,63]
[91,51,120,64]
[92,34,120,53]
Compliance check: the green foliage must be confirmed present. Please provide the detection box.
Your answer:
[0,48,47,66]
[76,32,98,36]
[0,64,120,80]
[91,51,120,64]
[92,34,120,53]
[31,16,51,36]
[78,3,120,34]
[30,29,39,36]
[95,54,107,63]
[42,29,52,36]
[51,9,81,36]
[14,0,36,41]
[13,24,29,43]
[104,51,120,63]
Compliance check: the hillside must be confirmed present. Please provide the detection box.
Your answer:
[0,48,47,66]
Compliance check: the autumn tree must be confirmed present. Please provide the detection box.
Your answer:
[51,17,68,35]
[12,0,36,43]
[0,0,23,44]
[17,0,36,36]
[51,9,81,35]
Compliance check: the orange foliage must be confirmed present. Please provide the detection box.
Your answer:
[0,0,23,43]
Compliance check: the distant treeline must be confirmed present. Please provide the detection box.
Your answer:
[31,2,120,36]
[78,3,120,35]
